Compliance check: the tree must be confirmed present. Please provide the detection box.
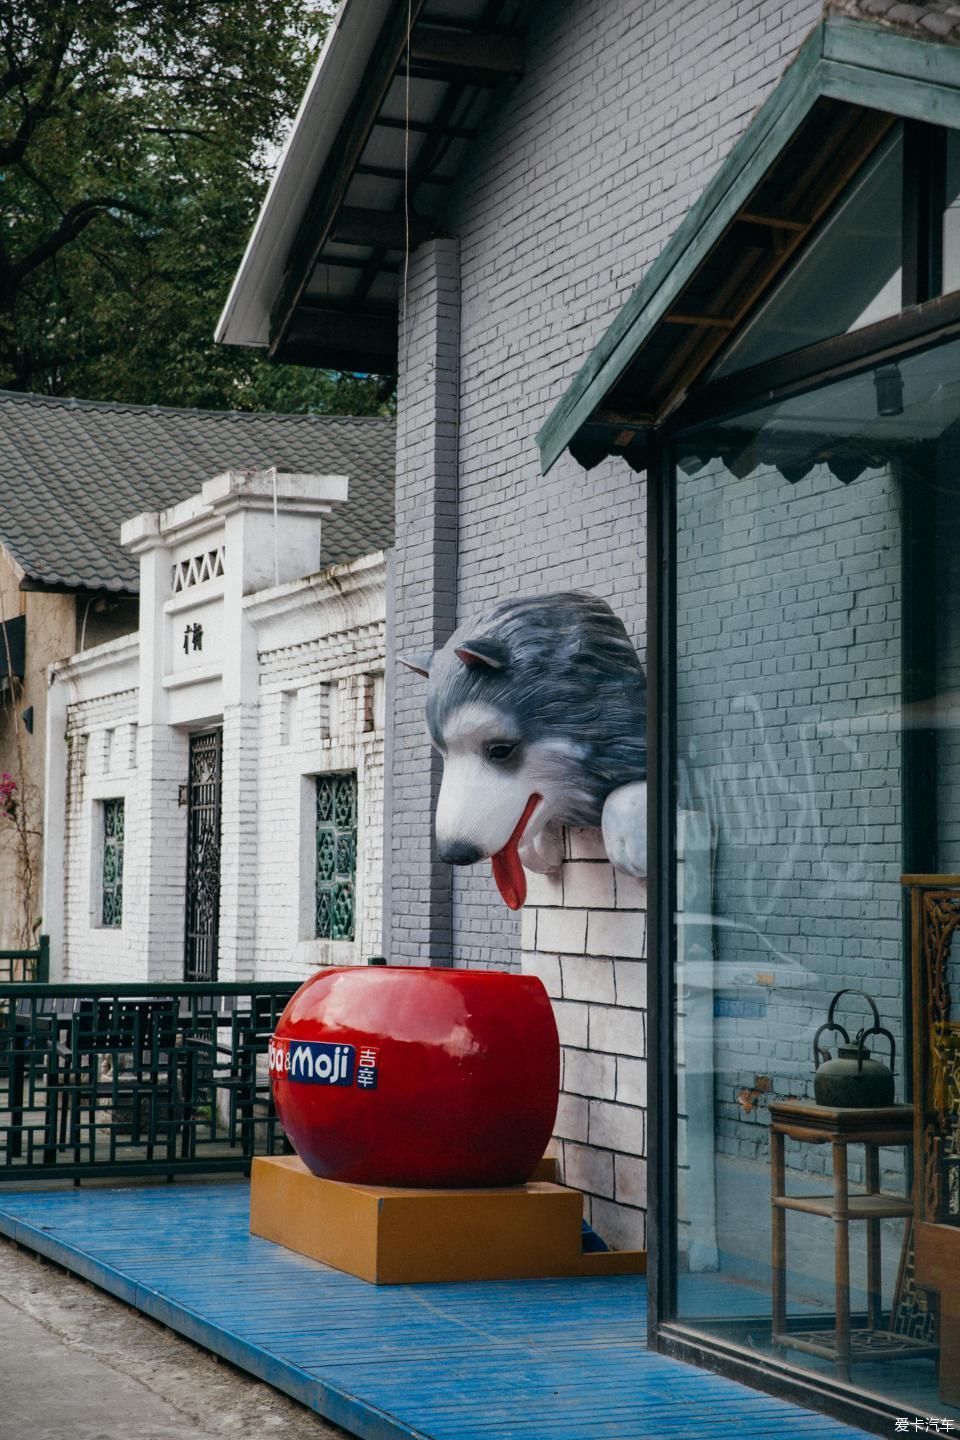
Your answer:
[0,2,394,414]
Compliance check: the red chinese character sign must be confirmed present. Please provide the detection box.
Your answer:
[270,965,559,1187]
[400,591,648,908]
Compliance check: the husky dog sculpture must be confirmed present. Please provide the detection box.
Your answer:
[401,591,647,909]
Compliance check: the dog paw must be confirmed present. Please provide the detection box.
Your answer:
[601,782,647,877]
[519,824,564,874]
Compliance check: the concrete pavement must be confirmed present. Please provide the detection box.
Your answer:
[0,1235,346,1440]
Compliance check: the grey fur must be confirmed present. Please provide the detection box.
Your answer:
[423,591,646,829]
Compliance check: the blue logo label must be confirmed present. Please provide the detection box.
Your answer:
[270,1039,355,1086]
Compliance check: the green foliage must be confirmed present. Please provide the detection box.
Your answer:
[0,1,394,414]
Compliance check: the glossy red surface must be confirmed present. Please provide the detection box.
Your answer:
[271,966,560,1187]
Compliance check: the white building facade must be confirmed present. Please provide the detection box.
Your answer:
[43,468,387,984]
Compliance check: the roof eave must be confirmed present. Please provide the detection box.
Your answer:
[18,576,139,597]
[215,0,396,351]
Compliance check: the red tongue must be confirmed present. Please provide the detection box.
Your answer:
[490,794,541,910]
[491,839,526,910]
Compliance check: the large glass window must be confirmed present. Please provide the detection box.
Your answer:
[671,335,960,1419]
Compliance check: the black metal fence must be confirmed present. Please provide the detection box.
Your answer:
[0,981,298,1181]
[0,936,49,984]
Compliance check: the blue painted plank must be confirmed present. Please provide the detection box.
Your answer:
[0,1184,871,1440]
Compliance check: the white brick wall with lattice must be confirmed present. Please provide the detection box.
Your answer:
[52,552,386,982]
[250,570,387,980]
[61,686,144,982]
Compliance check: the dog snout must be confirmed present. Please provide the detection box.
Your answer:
[438,840,484,865]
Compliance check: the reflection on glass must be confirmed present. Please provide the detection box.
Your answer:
[944,130,960,296]
[712,128,903,378]
[673,335,960,1417]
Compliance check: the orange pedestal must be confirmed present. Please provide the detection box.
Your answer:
[250,1155,646,1285]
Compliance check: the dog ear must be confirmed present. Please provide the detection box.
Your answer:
[455,638,508,672]
[398,653,433,678]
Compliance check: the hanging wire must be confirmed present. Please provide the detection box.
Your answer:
[396,0,414,616]
[401,0,412,351]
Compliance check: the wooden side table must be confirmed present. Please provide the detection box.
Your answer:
[769,1100,935,1379]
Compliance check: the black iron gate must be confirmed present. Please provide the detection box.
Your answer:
[184,729,222,981]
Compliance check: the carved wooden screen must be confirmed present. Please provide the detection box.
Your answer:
[906,877,960,1228]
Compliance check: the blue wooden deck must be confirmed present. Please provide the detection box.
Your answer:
[0,1181,871,1440]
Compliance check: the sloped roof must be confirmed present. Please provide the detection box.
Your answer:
[0,391,395,593]
[827,0,960,44]
[216,0,526,371]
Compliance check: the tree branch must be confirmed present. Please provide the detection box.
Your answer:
[0,20,74,167]
[0,59,35,103]
[143,124,213,140]
[11,196,151,282]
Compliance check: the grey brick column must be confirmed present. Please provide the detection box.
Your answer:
[386,237,459,964]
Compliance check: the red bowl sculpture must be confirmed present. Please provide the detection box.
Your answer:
[269,966,559,1188]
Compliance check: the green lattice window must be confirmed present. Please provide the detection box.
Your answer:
[315,772,356,941]
[102,798,124,928]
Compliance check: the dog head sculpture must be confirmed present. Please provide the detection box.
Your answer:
[401,591,647,909]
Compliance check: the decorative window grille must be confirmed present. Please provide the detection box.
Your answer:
[315,773,357,941]
[102,798,124,927]
[171,546,225,594]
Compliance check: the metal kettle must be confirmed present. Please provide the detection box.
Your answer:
[812,989,896,1108]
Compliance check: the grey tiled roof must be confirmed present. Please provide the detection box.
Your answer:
[0,391,395,593]
[826,0,960,43]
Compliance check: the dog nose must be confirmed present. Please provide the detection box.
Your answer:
[438,840,483,865]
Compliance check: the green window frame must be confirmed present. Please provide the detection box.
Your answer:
[315,772,357,941]
[102,797,124,928]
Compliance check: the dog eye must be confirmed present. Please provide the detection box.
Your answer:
[486,742,517,763]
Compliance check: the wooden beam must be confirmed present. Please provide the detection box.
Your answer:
[317,254,400,274]
[738,211,808,231]
[355,163,452,186]
[349,75,469,310]
[409,25,523,79]
[269,0,430,359]
[825,13,960,90]
[647,107,891,418]
[375,115,477,141]
[331,206,433,251]
[594,408,657,426]
[663,313,735,329]
[279,304,398,372]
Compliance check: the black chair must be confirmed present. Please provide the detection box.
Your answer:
[60,998,181,1165]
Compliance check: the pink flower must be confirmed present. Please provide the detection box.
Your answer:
[0,772,17,819]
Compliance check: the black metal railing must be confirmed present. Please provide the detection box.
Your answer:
[0,936,49,984]
[0,981,298,1181]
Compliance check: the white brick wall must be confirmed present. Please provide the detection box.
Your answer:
[521,828,647,1250]
[62,696,145,982]
[61,709,191,983]
[252,655,386,981]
